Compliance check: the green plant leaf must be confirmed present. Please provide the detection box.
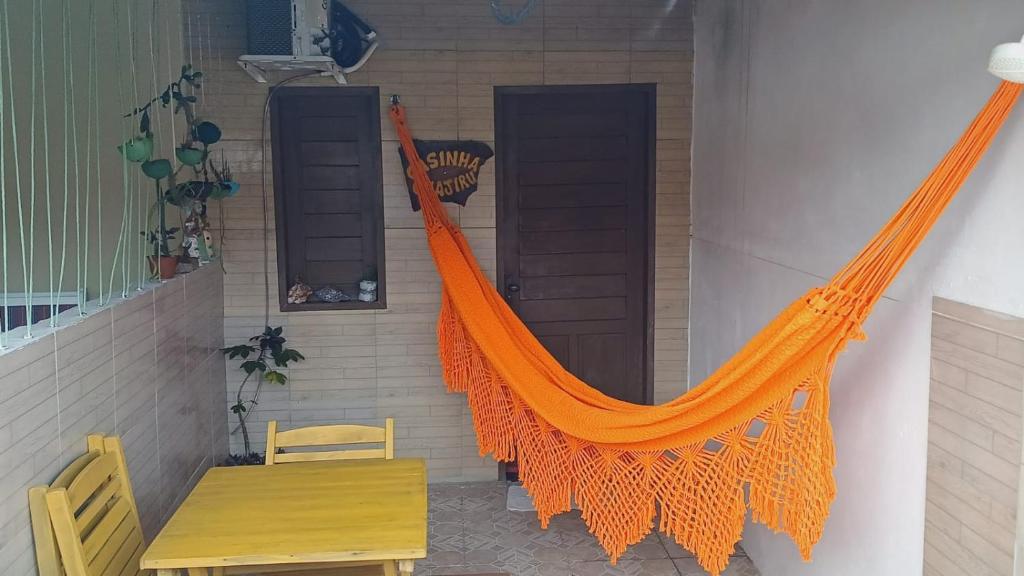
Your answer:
[272,348,305,367]
[230,403,247,414]
[222,344,256,359]
[264,370,288,385]
[241,360,266,375]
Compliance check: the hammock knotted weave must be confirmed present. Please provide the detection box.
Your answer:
[387,81,1022,575]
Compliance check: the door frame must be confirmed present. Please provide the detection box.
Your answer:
[493,83,657,406]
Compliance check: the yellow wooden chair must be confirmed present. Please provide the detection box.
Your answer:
[34,434,386,576]
[29,435,106,576]
[261,419,399,576]
[44,435,147,576]
[264,418,394,465]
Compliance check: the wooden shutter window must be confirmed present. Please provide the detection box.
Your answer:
[271,87,386,311]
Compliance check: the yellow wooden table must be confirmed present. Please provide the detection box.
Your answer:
[140,458,427,576]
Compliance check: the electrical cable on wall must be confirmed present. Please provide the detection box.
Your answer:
[227,69,318,437]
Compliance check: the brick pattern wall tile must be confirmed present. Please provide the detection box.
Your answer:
[0,266,227,574]
[924,296,1024,576]
[189,0,693,479]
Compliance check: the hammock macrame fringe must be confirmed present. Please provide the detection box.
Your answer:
[388,81,1022,575]
[438,288,836,573]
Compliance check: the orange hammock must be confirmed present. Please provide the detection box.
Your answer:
[388,81,1021,575]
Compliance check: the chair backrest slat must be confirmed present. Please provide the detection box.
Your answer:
[273,448,389,463]
[51,442,102,491]
[65,453,119,512]
[44,436,144,576]
[277,423,386,447]
[87,510,141,576]
[115,541,145,576]
[29,436,103,576]
[75,476,122,535]
[265,418,395,465]
[82,497,131,563]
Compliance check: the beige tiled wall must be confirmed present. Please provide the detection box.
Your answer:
[924,297,1024,576]
[0,266,227,575]
[191,0,692,480]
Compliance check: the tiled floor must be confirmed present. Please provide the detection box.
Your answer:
[417,482,760,576]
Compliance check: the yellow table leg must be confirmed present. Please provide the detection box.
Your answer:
[382,561,397,576]
[156,570,179,576]
[187,569,207,576]
[397,559,414,576]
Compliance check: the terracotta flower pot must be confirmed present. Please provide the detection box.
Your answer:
[148,255,178,280]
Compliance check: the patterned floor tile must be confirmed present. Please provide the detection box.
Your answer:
[570,559,680,575]
[419,482,760,576]
[673,557,759,576]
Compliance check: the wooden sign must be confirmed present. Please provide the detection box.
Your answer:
[399,139,494,211]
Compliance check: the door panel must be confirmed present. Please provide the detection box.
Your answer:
[496,84,655,405]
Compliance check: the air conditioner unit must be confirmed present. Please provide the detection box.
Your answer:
[240,0,378,84]
[245,0,326,57]
[293,0,331,57]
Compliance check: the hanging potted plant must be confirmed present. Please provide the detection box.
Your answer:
[140,158,179,279]
[123,65,238,273]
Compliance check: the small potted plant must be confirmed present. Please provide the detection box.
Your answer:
[138,158,180,279]
[143,228,180,279]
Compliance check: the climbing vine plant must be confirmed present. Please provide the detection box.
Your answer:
[222,326,305,465]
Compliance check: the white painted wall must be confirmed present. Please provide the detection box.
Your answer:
[691,1,1024,575]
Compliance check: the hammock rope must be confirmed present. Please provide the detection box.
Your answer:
[387,80,1022,575]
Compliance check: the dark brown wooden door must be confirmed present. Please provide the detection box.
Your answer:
[495,84,655,404]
